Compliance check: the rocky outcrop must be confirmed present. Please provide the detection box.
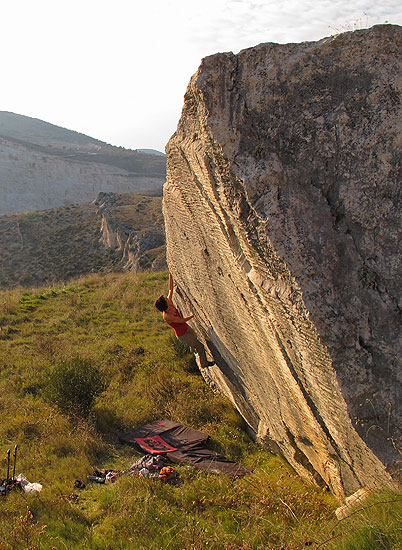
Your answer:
[163,25,402,501]
[0,193,165,288]
[95,192,166,272]
[0,137,165,215]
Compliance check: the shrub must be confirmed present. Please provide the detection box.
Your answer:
[44,357,107,417]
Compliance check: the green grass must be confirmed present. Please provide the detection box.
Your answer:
[0,194,165,289]
[0,272,400,549]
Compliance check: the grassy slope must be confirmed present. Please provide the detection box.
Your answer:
[0,195,165,289]
[0,272,400,550]
[0,205,117,288]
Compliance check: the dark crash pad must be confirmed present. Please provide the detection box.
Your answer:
[118,419,250,477]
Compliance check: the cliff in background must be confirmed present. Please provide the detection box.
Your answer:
[0,112,166,215]
[0,192,165,288]
[95,192,166,272]
[164,25,402,501]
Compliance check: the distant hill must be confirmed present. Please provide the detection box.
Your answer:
[0,112,166,215]
[0,111,110,149]
[0,111,166,174]
[135,148,165,156]
[0,192,166,289]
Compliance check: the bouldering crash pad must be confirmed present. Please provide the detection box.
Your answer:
[118,419,250,477]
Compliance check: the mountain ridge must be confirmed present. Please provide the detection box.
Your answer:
[0,110,157,152]
[0,112,166,215]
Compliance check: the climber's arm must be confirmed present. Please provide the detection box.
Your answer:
[167,273,174,300]
[164,311,194,324]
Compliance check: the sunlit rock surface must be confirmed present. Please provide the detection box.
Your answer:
[163,25,401,501]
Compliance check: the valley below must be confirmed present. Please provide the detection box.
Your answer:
[0,192,166,289]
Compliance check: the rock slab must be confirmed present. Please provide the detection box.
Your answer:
[163,25,402,501]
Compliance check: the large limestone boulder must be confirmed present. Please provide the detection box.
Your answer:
[163,25,402,501]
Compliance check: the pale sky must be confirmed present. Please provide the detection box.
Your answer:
[1,0,401,152]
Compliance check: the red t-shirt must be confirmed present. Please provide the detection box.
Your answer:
[166,308,188,337]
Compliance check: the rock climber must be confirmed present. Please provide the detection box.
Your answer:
[154,273,214,368]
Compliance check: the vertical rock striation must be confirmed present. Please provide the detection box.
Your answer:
[163,25,402,500]
[95,192,166,272]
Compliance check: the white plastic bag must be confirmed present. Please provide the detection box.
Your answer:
[16,474,43,494]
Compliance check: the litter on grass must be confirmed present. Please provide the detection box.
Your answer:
[0,473,43,496]
[1,445,42,497]
[82,455,178,486]
[15,474,43,495]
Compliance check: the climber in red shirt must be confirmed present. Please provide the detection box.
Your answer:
[154,274,214,368]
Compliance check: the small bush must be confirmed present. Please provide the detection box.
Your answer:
[44,357,107,417]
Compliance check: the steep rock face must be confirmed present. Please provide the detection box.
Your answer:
[0,138,165,215]
[95,192,166,272]
[164,25,402,500]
